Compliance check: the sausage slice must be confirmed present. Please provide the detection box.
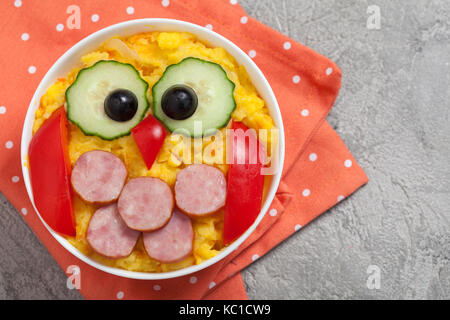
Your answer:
[175,164,227,217]
[71,150,127,204]
[117,177,173,231]
[143,208,194,263]
[86,203,140,259]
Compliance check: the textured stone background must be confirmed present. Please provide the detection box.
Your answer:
[0,0,449,299]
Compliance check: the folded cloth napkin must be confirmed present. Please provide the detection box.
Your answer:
[0,0,368,299]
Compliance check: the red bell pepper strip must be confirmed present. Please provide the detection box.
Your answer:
[131,115,166,169]
[28,107,76,236]
[223,121,267,245]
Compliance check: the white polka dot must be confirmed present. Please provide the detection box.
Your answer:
[21,208,28,215]
[209,281,216,289]
[230,0,238,4]
[344,159,353,168]
[56,23,64,32]
[269,208,277,217]
[240,16,248,24]
[326,67,333,75]
[28,66,36,74]
[116,291,124,299]
[0,106,6,114]
[337,195,345,202]
[294,224,302,231]
[12,176,19,183]
[91,14,99,22]
[126,6,134,14]
[248,50,256,58]
[14,0,22,8]
[161,0,170,7]
[252,254,259,261]
[309,153,317,162]
[302,189,310,197]
[283,41,291,50]
[205,24,213,30]
[21,33,29,41]
[189,276,197,284]
[301,109,309,117]
[292,75,301,83]
[153,284,161,291]
[5,141,13,149]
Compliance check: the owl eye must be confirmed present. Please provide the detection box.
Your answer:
[104,89,139,122]
[161,85,198,120]
[152,57,236,138]
[65,60,149,140]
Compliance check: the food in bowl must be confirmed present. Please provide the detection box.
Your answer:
[28,31,276,273]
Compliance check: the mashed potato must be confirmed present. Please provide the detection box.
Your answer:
[33,32,275,272]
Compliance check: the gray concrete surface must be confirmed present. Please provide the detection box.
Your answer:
[1,0,449,299]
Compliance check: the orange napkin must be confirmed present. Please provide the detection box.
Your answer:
[0,0,368,300]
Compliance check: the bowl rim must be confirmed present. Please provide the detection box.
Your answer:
[20,18,285,280]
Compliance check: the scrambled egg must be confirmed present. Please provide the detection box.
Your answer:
[33,32,275,272]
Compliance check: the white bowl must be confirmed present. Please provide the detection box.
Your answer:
[21,19,285,280]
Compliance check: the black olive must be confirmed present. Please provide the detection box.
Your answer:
[104,89,138,122]
[161,85,198,120]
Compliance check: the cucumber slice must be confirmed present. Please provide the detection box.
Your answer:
[152,57,236,137]
[66,60,149,140]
